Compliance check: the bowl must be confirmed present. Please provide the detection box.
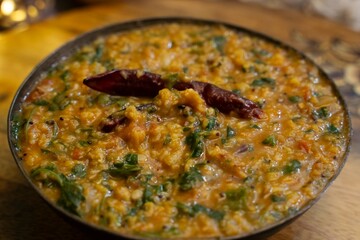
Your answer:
[7,17,352,239]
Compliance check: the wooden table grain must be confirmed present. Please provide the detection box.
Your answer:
[0,1,359,239]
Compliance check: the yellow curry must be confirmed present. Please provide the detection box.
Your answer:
[13,23,349,238]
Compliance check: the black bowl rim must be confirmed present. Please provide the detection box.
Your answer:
[7,16,352,240]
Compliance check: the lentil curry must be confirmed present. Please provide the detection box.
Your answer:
[12,22,349,238]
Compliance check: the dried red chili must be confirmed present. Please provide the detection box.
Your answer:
[83,69,264,119]
[83,69,165,98]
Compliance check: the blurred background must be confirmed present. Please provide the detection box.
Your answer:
[1,0,360,32]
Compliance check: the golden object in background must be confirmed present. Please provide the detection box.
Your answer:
[0,0,54,31]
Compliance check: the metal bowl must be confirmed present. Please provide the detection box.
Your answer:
[7,17,352,240]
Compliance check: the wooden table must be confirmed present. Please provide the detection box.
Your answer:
[1,1,359,239]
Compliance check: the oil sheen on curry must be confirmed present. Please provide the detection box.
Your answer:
[14,23,349,238]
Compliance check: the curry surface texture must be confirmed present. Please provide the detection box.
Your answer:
[14,23,349,238]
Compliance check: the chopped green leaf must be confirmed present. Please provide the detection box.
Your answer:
[313,91,321,97]
[212,36,226,54]
[143,184,154,203]
[178,105,193,117]
[232,89,241,96]
[292,116,302,122]
[79,140,92,147]
[31,166,85,216]
[192,41,204,47]
[142,180,172,203]
[60,70,71,81]
[136,103,158,113]
[109,164,141,177]
[185,130,204,158]
[327,124,340,134]
[225,187,246,201]
[251,77,275,87]
[262,135,277,146]
[312,107,329,120]
[178,167,203,191]
[176,202,224,221]
[165,73,180,88]
[288,95,302,103]
[24,108,36,142]
[242,65,256,73]
[176,202,196,217]
[193,204,224,221]
[71,164,86,178]
[270,194,286,202]
[163,134,172,145]
[226,126,236,138]
[252,48,270,56]
[124,153,138,165]
[96,94,112,106]
[93,43,104,62]
[115,98,128,108]
[256,99,266,109]
[58,179,85,216]
[304,128,314,134]
[108,153,141,177]
[50,92,71,111]
[33,100,49,106]
[73,51,91,62]
[41,148,54,155]
[31,166,63,185]
[283,159,301,174]
[222,126,236,144]
[288,207,298,216]
[205,117,216,131]
[183,127,191,132]
[224,187,247,210]
[103,59,115,71]
[11,113,25,147]
[250,124,261,129]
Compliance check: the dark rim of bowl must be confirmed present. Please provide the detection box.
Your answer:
[7,17,352,240]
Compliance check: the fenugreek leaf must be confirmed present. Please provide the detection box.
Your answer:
[178,167,203,191]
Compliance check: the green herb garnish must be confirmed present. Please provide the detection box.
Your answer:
[178,167,203,191]
[96,94,112,106]
[327,124,340,134]
[224,187,247,210]
[283,159,301,174]
[93,43,104,62]
[31,166,85,216]
[288,95,302,103]
[226,126,236,138]
[79,140,92,147]
[212,36,226,54]
[163,134,172,145]
[262,135,277,146]
[165,73,180,88]
[205,117,216,131]
[177,202,224,221]
[250,124,261,129]
[70,164,86,179]
[108,153,141,177]
[49,92,71,111]
[251,77,275,87]
[312,107,329,120]
[270,194,286,202]
[185,129,204,158]
[60,70,71,81]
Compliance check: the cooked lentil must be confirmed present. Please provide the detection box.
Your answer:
[14,23,349,238]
